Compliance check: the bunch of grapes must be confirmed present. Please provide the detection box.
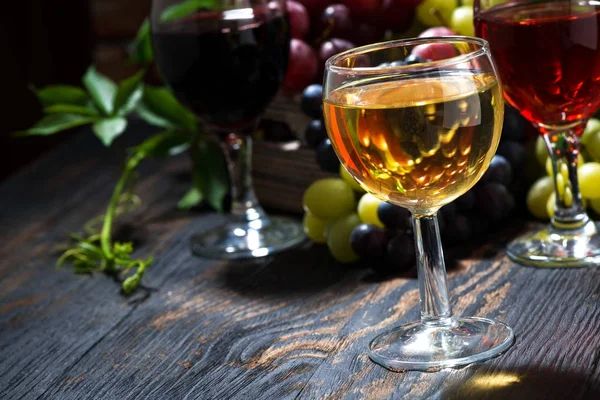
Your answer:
[526,119,600,220]
[283,0,478,95]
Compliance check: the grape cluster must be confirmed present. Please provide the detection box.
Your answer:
[283,0,477,95]
[526,118,600,219]
[301,104,530,274]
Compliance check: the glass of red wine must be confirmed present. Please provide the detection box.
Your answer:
[475,0,600,267]
[150,0,305,259]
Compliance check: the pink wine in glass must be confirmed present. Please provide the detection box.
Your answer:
[475,1,600,131]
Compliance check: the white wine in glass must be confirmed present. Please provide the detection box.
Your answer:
[323,37,514,372]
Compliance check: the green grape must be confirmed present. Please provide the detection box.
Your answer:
[545,154,584,177]
[339,164,365,193]
[450,6,474,36]
[581,118,600,147]
[303,212,328,243]
[416,0,458,27]
[536,136,548,166]
[585,125,600,161]
[327,213,361,263]
[357,193,385,228]
[546,192,556,219]
[462,0,473,5]
[578,162,600,199]
[527,176,554,220]
[590,198,600,215]
[303,178,356,220]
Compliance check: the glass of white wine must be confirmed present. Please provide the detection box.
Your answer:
[323,37,514,372]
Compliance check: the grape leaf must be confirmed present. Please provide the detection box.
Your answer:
[83,66,117,116]
[177,187,203,210]
[161,0,218,22]
[45,104,100,117]
[34,85,89,107]
[14,114,97,136]
[134,130,191,158]
[129,19,154,66]
[93,117,128,146]
[192,140,230,212]
[113,70,145,117]
[137,86,198,133]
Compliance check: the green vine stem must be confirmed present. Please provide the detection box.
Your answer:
[101,151,146,272]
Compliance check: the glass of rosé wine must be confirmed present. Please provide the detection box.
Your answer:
[475,0,600,267]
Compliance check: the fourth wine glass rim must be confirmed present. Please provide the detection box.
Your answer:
[325,36,491,75]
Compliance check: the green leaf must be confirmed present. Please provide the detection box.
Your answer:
[177,187,203,210]
[193,140,230,212]
[129,19,154,65]
[113,70,145,117]
[34,85,89,107]
[93,117,128,146]
[161,0,218,22]
[134,130,191,158]
[83,66,117,116]
[137,86,198,132]
[45,104,100,117]
[14,113,97,136]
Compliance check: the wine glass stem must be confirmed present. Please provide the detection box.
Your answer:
[220,132,268,225]
[543,129,589,229]
[412,213,455,327]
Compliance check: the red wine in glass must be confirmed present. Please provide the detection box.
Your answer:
[153,9,290,131]
[476,1,600,131]
[475,0,600,267]
[150,1,305,260]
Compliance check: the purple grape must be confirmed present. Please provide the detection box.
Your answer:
[440,203,457,224]
[379,232,415,274]
[304,120,327,148]
[442,212,472,244]
[350,224,387,259]
[497,141,527,172]
[301,84,323,120]
[404,54,429,65]
[501,105,526,142]
[318,38,355,65]
[316,138,340,173]
[320,4,353,41]
[377,202,411,230]
[481,155,513,187]
[466,211,491,237]
[475,182,516,221]
[455,190,475,211]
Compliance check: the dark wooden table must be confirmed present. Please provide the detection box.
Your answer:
[1,125,599,400]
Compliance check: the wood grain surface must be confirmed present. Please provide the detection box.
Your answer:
[1,123,599,400]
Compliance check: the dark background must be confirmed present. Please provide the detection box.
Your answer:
[0,0,149,180]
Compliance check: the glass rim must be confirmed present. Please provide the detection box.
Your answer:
[325,36,491,75]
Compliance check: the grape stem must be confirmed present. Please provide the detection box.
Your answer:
[412,213,455,326]
[432,9,449,28]
[101,151,146,272]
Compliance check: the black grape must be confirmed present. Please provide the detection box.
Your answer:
[377,202,411,230]
[481,155,513,187]
[301,84,323,119]
[304,119,327,148]
[350,224,387,259]
[316,139,341,173]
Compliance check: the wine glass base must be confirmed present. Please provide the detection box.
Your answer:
[190,216,306,260]
[368,317,514,372]
[506,220,600,268]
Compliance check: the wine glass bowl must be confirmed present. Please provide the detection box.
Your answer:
[475,0,600,267]
[324,38,503,215]
[150,0,305,259]
[323,37,514,372]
